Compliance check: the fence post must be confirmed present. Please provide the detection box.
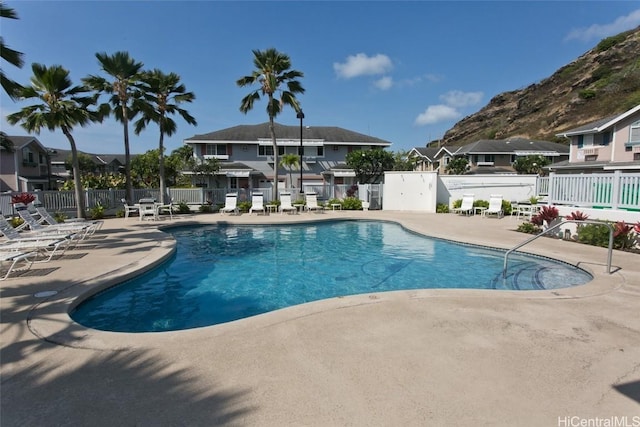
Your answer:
[611,170,621,210]
[548,172,556,205]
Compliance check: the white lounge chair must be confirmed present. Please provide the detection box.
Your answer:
[0,250,36,280]
[32,202,103,234]
[0,236,72,263]
[14,205,93,240]
[279,192,297,215]
[484,194,504,218]
[304,193,323,213]
[452,194,474,216]
[249,193,265,215]
[121,199,139,219]
[220,193,239,215]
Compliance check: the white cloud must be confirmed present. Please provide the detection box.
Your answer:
[374,76,393,90]
[439,90,483,108]
[415,90,483,126]
[565,9,640,42]
[414,105,461,126]
[333,53,393,79]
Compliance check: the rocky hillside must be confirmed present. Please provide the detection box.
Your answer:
[441,26,640,146]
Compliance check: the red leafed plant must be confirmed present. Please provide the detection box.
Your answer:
[634,222,640,234]
[613,221,632,238]
[11,192,36,205]
[530,214,544,226]
[531,205,560,225]
[566,210,589,221]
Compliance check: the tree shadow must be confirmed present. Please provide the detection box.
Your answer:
[1,348,256,426]
[613,379,640,404]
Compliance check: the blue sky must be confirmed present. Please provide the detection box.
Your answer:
[2,1,640,155]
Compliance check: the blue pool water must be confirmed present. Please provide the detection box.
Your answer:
[71,221,592,332]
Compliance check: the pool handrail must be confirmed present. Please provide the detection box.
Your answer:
[503,219,614,279]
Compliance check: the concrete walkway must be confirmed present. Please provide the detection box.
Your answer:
[1,211,639,426]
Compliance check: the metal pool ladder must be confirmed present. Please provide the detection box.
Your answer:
[503,219,614,279]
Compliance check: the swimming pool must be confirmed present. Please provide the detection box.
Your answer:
[71,221,592,332]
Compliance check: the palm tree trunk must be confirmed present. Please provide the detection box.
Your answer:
[63,126,86,219]
[269,115,278,201]
[122,105,133,203]
[158,125,166,205]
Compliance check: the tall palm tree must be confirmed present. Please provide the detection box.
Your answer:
[83,51,143,203]
[237,48,304,201]
[1,2,24,152]
[279,153,300,189]
[6,63,106,218]
[133,69,197,204]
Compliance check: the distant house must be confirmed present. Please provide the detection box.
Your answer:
[551,104,640,173]
[409,146,455,173]
[410,138,569,174]
[48,148,127,186]
[183,122,392,190]
[0,136,53,192]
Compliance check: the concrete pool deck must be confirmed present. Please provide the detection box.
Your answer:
[1,211,639,426]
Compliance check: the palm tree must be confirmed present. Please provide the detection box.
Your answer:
[279,153,300,189]
[133,69,197,204]
[83,51,143,203]
[1,2,24,152]
[237,48,304,201]
[6,63,106,218]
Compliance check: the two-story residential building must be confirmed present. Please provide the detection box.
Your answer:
[48,148,126,186]
[410,138,569,174]
[551,104,640,173]
[409,145,455,173]
[0,136,53,192]
[183,122,392,190]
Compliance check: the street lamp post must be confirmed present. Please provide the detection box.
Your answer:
[297,110,304,194]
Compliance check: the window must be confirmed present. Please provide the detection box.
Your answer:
[205,144,227,156]
[258,145,274,156]
[626,146,632,152]
[635,153,640,161]
[601,131,611,146]
[630,120,640,143]
[577,135,584,148]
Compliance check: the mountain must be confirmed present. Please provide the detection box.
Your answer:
[441,26,640,146]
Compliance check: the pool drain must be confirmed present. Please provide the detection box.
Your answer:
[34,290,58,298]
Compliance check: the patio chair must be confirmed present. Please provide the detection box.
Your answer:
[220,193,239,215]
[121,199,139,219]
[0,250,36,280]
[279,192,297,215]
[0,214,79,243]
[13,205,93,241]
[0,235,73,263]
[483,194,504,218]
[304,193,324,213]
[138,199,158,221]
[156,199,176,220]
[249,193,265,215]
[452,194,474,216]
[32,202,103,233]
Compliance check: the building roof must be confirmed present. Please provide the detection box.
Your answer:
[3,135,46,151]
[556,104,640,137]
[410,147,440,161]
[454,138,569,156]
[547,159,640,172]
[185,122,392,146]
[48,148,127,165]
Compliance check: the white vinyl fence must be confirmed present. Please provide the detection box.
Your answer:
[547,171,640,211]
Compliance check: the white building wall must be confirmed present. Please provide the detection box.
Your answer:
[382,171,438,212]
[439,174,539,207]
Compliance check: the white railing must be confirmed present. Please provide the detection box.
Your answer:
[546,171,640,211]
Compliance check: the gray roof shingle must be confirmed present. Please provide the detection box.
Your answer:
[185,122,392,145]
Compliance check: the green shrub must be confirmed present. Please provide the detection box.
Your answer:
[452,199,462,209]
[53,212,67,223]
[474,200,489,209]
[237,201,252,213]
[89,204,105,220]
[177,202,191,214]
[502,200,512,216]
[436,203,449,213]
[341,197,362,210]
[116,209,125,218]
[326,198,341,207]
[579,89,596,100]
[575,222,633,250]
[516,222,541,234]
[199,205,213,213]
[10,217,24,228]
[596,34,626,52]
